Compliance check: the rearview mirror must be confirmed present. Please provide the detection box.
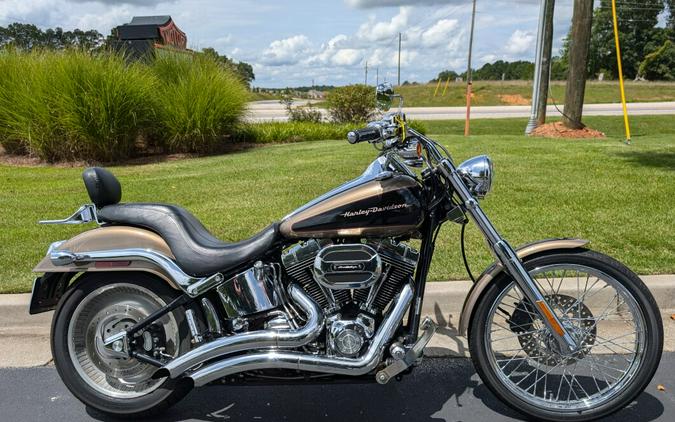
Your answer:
[376,83,394,112]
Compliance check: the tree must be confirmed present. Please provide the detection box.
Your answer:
[638,40,675,80]
[563,0,594,130]
[587,0,666,80]
[0,23,103,51]
[433,70,459,82]
[200,47,255,85]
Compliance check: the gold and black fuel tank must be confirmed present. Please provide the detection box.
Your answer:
[280,169,425,239]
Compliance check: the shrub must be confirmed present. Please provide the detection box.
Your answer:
[0,50,155,162]
[326,84,376,124]
[406,120,427,135]
[279,93,323,123]
[150,54,250,153]
[638,40,675,81]
[235,121,353,144]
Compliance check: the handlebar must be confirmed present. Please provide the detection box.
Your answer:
[347,127,382,144]
[347,113,449,166]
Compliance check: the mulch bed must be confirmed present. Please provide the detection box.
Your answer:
[0,143,262,167]
[530,122,606,139]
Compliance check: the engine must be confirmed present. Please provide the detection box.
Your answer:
[282,239,418,357]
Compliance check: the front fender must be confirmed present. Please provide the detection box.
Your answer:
[458,238,589,336]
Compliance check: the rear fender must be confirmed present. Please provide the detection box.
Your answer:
[31,226,179,313]
[458,238,590,336]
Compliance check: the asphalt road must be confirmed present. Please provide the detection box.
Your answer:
[246,100,675,122]
[1,355,672,422]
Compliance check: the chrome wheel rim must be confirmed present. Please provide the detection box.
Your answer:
[67,283,180,398]
[485,264,646,411]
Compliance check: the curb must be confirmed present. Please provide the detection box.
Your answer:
[421,274,675,314]
[0,275,673,367]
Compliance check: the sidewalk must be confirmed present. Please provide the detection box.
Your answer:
[1,275,673,367]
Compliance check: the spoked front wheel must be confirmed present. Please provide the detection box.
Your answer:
[469,249,663,421]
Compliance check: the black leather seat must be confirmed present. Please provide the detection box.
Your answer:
[83,168,281,277]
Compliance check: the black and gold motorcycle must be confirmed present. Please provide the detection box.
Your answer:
[30,83,663,421]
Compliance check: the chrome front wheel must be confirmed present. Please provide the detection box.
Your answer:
[469,250,663,421]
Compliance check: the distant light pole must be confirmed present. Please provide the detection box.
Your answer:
[464,0,478,137]
[365,61,368,85]
[397,32,402,86]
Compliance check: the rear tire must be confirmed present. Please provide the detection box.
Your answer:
[51,272,193,418]
[468,249,663,421]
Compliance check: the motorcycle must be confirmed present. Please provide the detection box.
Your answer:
[30,83,663,421]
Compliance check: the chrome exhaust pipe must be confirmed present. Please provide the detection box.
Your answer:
[154,284,324,379]
[188,284,414,387]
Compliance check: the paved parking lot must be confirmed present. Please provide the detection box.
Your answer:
[1,355,673,422]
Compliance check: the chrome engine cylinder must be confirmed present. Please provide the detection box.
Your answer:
[216,262,279,318]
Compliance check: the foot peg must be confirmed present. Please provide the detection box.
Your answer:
[376,317,437,384]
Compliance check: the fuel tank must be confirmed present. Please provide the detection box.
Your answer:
[280,157,425,239]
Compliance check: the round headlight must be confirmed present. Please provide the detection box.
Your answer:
[457,155,494,199]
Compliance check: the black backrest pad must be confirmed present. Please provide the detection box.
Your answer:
[82,167,122,208]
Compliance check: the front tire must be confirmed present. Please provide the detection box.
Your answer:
[51,272,193,418]
[468,249,663,421]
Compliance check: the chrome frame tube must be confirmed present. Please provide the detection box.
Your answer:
[48,247,222,297]
[188,283,414,387]
[438,159,577,352]
[157,284,324,379]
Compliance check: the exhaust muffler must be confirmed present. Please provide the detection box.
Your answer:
[187,284,413,387]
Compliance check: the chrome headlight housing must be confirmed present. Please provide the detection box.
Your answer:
[457,155,494,199]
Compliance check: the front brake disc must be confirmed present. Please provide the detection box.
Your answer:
[508,294,597,366]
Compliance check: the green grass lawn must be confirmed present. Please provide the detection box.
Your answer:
[396,81,675,107]
[1,116,673,293]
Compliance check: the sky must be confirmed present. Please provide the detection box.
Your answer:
[0,0,579,88]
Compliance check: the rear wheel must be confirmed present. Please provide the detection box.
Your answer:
[469,249,663,421]
[51,273,192,418]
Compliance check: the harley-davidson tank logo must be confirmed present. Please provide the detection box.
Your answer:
[340,203,411,218]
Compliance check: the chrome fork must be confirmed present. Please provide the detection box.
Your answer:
[440,160,578,353]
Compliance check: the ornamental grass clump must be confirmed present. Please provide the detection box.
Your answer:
[0,50,155,162]
[151,53,250,153]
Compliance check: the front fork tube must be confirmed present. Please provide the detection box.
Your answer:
[440,160,578,353]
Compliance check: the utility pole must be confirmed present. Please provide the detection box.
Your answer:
[376,67,379,86]
[397,32,402,86]
[562,0,594,129]
[526,0,547,134]
[526,0,555,134]
[464,0,478,137]
[365,61,368,86]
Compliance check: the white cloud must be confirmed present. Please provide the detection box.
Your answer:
[332,48,362,66]
[356,6,410,42]
[261,34,312,65]
[346,0,465,8]
[367,47,417,67]
[306,34,364,67]
[505,29,535,55]
[70,0,168,4]
[420,18,458,47]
